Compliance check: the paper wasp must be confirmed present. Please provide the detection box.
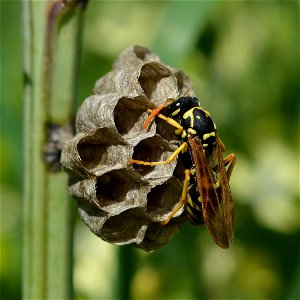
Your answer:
[129,97,236,248]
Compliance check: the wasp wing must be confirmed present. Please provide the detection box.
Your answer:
[188,137,234,248]
[216,139,234,244]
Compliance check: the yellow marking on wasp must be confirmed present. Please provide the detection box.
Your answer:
[196,115,201,120]
[187,206,193,215]
[203,131,216,140]
[171,108,181,116]
[203,143,209,147]
[181,130,187,139]
[187,194,193,207]
[188,128,197,135]
[183,107,198,128]
[214,180,220,189]
[187,205,201,222]
[188,198,202,211]
[201,108,211,117]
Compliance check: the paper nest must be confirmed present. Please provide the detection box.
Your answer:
[61,45,195,251]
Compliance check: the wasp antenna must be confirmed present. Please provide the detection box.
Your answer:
[143,98,174,130]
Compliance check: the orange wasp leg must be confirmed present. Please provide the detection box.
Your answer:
[218,138,236,180]
[148,110,184,135]
[129,142,188,166]
[143,99,184,135]
[143,98,174,129]
[162,169,191,225]
[223,153,236,180]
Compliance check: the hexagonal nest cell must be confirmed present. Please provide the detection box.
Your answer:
[138,62,172,100]
[113,96,149,139]
[76,127,125,173]
[100,208,149,244]
[146,177,183,220]
[130,135,175,176]
[138,220,183,251]
[95,168,140,209]
[61,45,195,251]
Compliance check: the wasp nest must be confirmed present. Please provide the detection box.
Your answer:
[61,45,194,251]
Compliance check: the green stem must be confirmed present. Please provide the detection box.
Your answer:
[22,1,87,299]
[117,246,137,300]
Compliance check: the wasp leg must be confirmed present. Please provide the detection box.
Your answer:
[129,142,188,166]
[162,169,191,225]
[144,98,174,129]
[148,110,183,135]
[223,153,236,180]
[143,101,183,135]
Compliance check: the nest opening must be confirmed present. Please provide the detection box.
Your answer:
[138,63,172,100]
[101,208,148,243]
[133,45,151,60]
[146,177,182,219]
[96,169,136,207]
[77,128,121,171]
[130,136,173,176]
[138,221,180,251]
[113,97,148,137]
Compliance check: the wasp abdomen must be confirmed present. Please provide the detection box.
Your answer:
[187,183,204,225]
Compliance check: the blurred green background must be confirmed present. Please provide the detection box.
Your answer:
[1,1,299,299]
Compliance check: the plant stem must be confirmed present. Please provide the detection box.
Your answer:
[22,1,87,298]
[117,246,137,300]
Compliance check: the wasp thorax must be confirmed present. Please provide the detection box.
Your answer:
[167,96,200,119]
[179,107,216,153]
[61,45,195,251]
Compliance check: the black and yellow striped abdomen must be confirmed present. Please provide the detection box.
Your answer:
[186,181,204,225]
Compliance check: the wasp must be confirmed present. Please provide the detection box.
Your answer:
[129,97,236,248]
